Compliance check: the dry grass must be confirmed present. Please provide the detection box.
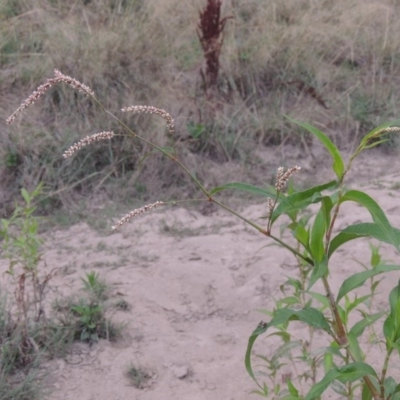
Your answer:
[1,0,400,214]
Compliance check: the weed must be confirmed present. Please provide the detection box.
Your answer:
[71,300,103,343]
[54,272,121,344]
[7,69,400,399]
[81,271,109,302]
[125,364,151,389]
[114,298,130,311]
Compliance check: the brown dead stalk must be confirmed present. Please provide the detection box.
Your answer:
[197,0,231,89]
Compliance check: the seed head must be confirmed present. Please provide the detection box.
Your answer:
[122,105,175,134]
[112,201,164,231]
[267,197,275,217]
[275,166,301,191]
[63,131,114,158]
[380,127,400,133]
[6,69,94,125]
[53,69,94,97]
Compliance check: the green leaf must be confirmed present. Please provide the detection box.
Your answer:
[310,197,332,262]
[389,280,400,319]
[384,376,398,397]
[245,308,333,388]
[384,315,395,344]
[388,281,400,341]
[308,291,330,308]
[271,180,338,224]
[324,352,333,373]
[308,256,328,290]
[245,323,268,387]
[329,223,400,258]
[21,188,30,205]
[337,264,400,302]
[310,210,326,262]
[350,312,385,337]
[293,224,310,252]
[347,331,363,361]
[362,383,373,400]
[209,182,276,198]
[339,190,400,251]
[346,294,372,314]
[286,117,345,179]
[286,379,299,396]
[304,363,377,400]
[270,308,333,334]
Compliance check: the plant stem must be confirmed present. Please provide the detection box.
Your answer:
[91,96,314,263]
[380,348,393,398]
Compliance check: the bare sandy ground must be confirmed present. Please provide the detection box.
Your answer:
[1,151,400,399]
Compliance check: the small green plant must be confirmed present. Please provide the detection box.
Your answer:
[57,272,121,344]
[125,364,151,389]
[71,300,103,343]
[0,183,51,325]
[81,271,109,302]
[7,70,400,399]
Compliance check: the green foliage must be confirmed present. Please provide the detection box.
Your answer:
[81,271,109,302]
[71,300,103,343]
[59,272,120,344]
[0,183,54,329]
[0,186,121,397]
[241,121,400,400]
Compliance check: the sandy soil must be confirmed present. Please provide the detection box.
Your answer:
[1,150,400,399]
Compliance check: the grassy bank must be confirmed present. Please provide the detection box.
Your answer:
[1,0,400,214]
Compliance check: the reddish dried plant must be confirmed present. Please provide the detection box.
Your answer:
[197,0,231,89]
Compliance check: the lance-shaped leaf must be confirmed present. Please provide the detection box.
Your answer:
[305,363,378,400]
[245,308,333,388]
[209,182,277,198]
[337,264,400,302]
[286,117,345,180]
[271,180,338,224]
[308,256,328,290]
[310,197,333,262]
[349,312,385,337]
[329,223,400,258]
[339,190,400,251]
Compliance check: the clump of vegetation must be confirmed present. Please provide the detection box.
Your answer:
[125,364,152,389]
[54,270,121,344]
[6,67,400,399]
[0,185,59,398]
[0,184,122,397]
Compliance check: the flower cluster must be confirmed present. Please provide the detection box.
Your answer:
[63,131,115,158]
[266,197,275,218]
[53,69,94,97]
[6,69,94,125]
[111,201,164,231]
[380,127,400,133]
[122,105,175,134]
[275,166,301,191]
